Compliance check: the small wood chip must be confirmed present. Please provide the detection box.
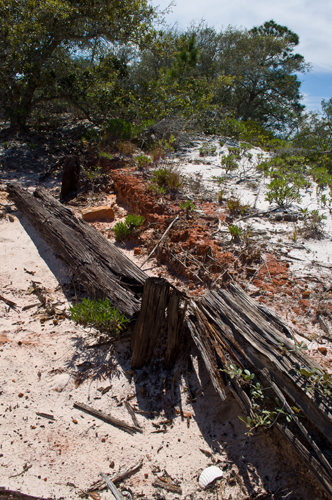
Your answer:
[152,477,182,495]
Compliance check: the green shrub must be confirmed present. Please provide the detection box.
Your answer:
[151,165,183,192]
[113,214,145,241]
[221,154,238,174]
[99,151,113,160]
[218,188,224,203]
[105,118,134,141]
[226,196,250,215]
[113,221,131,241]
[199,143,217,156]
[228,224,243,241]
[125,214,145,230]
[179,199,195,217]
[69,298,128,337]
[136,154,151,168]
[265,178,302,207]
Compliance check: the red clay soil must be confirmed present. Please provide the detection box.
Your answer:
[107,167,331,356]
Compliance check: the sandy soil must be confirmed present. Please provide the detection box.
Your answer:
[0,134,330,500]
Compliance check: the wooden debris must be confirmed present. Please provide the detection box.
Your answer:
[36,412,55,420]
[140,216,179,269]
[186,283,332,498]
[88,460,143,493]
[152,477,182,495]
[0,294,17,309]
[131,277,186,369]
[111,460,143,484]
[73,402,142,435]
[0,488,52,500]
[7,184,147,318]
[22,303,40,311]
[9,463,32,478]
[99,473,124,500]
[124,401,141,429]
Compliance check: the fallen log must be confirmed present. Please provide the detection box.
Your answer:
[7,184,147,318]
[187,283,332,498]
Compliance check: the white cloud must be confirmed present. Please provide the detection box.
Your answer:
[153,0,332,72]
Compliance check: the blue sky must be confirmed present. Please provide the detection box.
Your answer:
[152,0,332,113]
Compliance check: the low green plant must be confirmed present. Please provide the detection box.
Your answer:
[113,221,131,241]
[118,141,135,155]
[151,164,183,193]
[300,208,326,239]
[221,363,292,436]
[199,143,217,156]
[294,366,332,395]
[99,151,113,160]
[228,224,242,241]
[218,188,224,204]
[265,178,302,207]
[228,146,241,159]
[221,154,238,174]
[125,214,145,230]
[179,200,195,217]
[136,154,151,168]
[69,298,128,337]
[113,214,145,241]
[104,118,134,141]
[226,196,250,215]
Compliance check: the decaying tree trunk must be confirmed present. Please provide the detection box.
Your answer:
[7,184,147,318]
[60,155,81,201]
[187,283,332,498]
[131,278,187,369]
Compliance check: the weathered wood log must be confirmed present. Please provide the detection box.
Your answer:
[60,155,81,201]
[131,278,171,368]
[7,184,147,318]
[131,277,187,369]
[165,287,187,367]
[186,283,332,498]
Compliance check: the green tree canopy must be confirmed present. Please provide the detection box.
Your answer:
[0,0,155,130]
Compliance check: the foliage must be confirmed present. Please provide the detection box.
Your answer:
[265,177,302,207]
[199,143,217,156]
[179,199,195,217]
[228,224,243,241]
[221,154,238,174]
[69,298,128,337]
[0,0,155,130]
[113,221,132,241]
[226,196,250,215]
[125,214,145,230]
[136,154,151,168]
[221,363,292,436]
[300,209,326,239]
[113,214,145,241]
[150,164,183,193]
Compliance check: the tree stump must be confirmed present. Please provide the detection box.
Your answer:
[60,155,81,201]
[131,278,170,369]
[131,278,187,369]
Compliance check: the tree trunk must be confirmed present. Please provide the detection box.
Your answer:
[60,156,81,201]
